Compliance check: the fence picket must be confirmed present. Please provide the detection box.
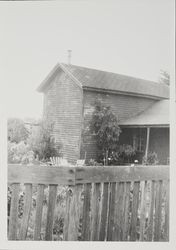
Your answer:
[99,183,109,241]
[139,181,147,241]
[163,180,169,241]
[75,184,83,240]
[8,183,20,240]
[107,182,116,241]
[19,184,32,240]
[63,187,72,240]
[45,184,58,240]
[64,186,80,241]
[122,182,131,241]
[118,182,126,241]
[34,184,45,240]
[130,181,140,241]
[90,183,101,241]
[113,182,125,241]
[113,182,123,241]
[154,180,163,241]
[146,181,155,241]
[111,182,119,241]
[70,188,79,240]
[81,183,92,241]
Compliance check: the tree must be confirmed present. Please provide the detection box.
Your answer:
[8,118,29,143]
[89,100,121,165]
[159,70,170,85]
[28,120,62,161]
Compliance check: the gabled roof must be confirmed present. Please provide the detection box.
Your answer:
[119,100,169,126]
[37,63,169,99]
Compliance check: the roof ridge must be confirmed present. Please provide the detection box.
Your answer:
[61,63,168,86]
[37,62,169,99]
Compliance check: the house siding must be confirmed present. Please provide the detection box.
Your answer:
[82,90,157,161]
[43,70,83,164]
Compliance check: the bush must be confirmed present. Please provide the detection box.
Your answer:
[28,120,62,161]
[8,141,35,164]
[8,117,63,163]
[118,144,136,164]
[8,118,29,143]
[142,151,159,165]
[96,144,136,165]
[86,159,103,166]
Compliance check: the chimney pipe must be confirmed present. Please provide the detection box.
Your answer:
[67,50,72,65]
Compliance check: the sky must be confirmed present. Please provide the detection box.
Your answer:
[0,0,174,119]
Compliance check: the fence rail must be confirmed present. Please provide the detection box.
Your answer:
[8,164,169,241]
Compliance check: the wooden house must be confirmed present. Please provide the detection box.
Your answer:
[37,63,169,164]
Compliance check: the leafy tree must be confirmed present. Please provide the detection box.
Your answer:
[159,70,170,85]
[89,100,121,165]
[28,120,62,161]
[8,118,29,143]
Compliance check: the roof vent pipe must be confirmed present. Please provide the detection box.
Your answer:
[67,50,72,65]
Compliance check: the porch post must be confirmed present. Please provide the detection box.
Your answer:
[145,127,150,159]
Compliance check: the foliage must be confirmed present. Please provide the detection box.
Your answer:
[8,119,62,163]
[86,159,103,166]
[8,141,35,164]
[119,144,136,157]
[8,118,29,143]
[119,144,136,162]
[159,70,170,85]
[142,151,159,165]
[104,144,136,165]
[28,120,62,161]
[88,100,121,165]
[106,151,120,165]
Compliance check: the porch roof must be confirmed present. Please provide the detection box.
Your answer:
[119,100,169,127]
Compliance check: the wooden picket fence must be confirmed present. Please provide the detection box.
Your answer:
[8,164,169,241]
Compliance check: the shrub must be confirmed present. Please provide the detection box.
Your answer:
[28,120,62,161]
[118,144,136,163]
[8,118,29,143]
[142,151,159,165]
[8,141,35,164]
[87,159,103,166]
[102,144,136,165]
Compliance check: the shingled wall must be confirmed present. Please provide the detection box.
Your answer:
[43,70,83,164]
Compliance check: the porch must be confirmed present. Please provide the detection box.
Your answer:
[119,100,169,165]
[119,127,169,165]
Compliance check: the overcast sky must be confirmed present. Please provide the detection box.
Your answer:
[0,0,174,119]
